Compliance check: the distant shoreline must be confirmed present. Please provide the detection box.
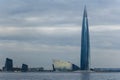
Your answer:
[0,71,120,73]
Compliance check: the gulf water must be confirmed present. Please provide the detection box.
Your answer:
[0,72,119,80]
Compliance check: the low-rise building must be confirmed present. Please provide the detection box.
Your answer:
[22,64,28,72]
[53,60,79,71]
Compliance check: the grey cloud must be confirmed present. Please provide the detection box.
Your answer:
[90,30,120,50]
[0,26,120,49]
[0,30,80,46]
[0,0,119,27]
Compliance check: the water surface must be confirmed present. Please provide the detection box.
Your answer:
[0,72,119,80]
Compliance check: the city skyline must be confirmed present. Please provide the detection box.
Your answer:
[0,0,120,69]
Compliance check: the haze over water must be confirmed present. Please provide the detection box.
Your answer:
[0,72,119,80]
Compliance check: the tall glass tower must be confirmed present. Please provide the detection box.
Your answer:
[80,7,90,70]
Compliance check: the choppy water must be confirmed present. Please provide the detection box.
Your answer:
[0,72,120,80]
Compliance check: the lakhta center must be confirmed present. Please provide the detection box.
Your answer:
[80,7,90,70]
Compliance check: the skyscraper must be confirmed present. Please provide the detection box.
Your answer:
[4,58,13,71]
[80,7,90,70]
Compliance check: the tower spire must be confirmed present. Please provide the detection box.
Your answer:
[83,6,87,17]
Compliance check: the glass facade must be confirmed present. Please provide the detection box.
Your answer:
[4,58,13,71]
[80,7,90,70]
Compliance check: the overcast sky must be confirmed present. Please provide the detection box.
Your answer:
[0,0,120,69]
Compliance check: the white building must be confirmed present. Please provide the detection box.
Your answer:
[53,60,76,71]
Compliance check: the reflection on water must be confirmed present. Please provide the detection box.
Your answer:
[80,72,90,80]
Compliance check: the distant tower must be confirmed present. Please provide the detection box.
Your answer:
[80,6,90,70]
[22,64,28,72]
[4,58,13,71]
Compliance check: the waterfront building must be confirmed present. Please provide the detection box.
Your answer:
[13,67,21,72]
[80,7,90,70]
[28,67,44,72]
[92,68,120,72]
[3,58,13,71]
[22,64,28,72]
[53,60,79,71]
